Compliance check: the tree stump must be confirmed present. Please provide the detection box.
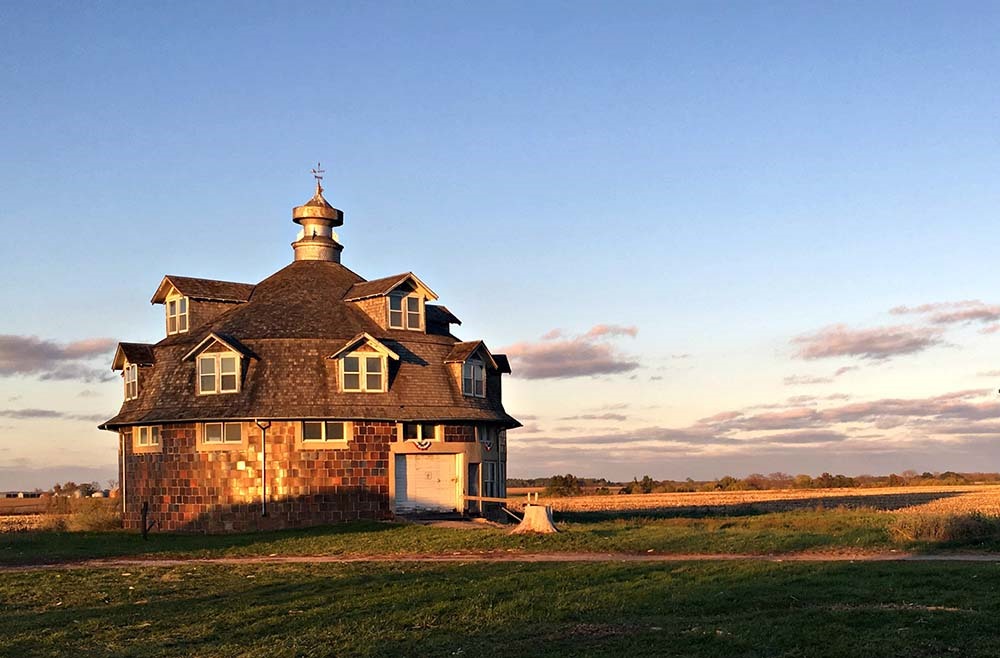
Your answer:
[510,504,559,534]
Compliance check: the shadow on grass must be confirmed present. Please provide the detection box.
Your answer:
[0,520,402,566]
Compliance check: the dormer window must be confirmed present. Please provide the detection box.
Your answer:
[329,333,399,394]
[198,353,240,394]
[462,359,485,397]
[389,293,423,331]
[341,353,385,392]
[166,296,189,335]
[124,364,138,401]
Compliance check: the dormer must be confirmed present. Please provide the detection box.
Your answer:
[111,343,155,402]
[327,333,400,393]
[444,341,510,399]
[151,275,255,337]
[182,333,254,395]
[343,273,438,333]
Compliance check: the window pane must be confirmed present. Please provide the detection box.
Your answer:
[151,427,160,445]
[389,295,402,311]
[366,373,382,391]
[220,356,237,374]
[407,312,420,329]
[343,356,359,373]
[366,357,381,373]
[224,423,242,443]
[200,357,215,374]
[179,298,187,313]
[463,377,473,396]
[389,309,403,328]
[303,421,323,441]
[137,427,147,445]
[420,424,436,441]
[168,316,177,333]
[220,374,237,391]
[406,296,420,312]
[201,374,216,392]
[403,423,419,440]
[179,315,188,331]
[205,423,222,443]
[475,378,485,397]
[343,373,360,390]
[168,300,176,314]
[325,422,345,441]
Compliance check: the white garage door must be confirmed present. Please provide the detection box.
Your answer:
[395,454,457,513]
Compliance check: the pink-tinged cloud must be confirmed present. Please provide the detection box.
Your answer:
[501,325,639,379]
[792,324,942,361]
[0,335,117,382]
[583,324,639,339]
[559,412,628,422]
[891,300,1000,325]
[783,374,833,386]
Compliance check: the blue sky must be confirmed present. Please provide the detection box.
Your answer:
[3,2,1000,489]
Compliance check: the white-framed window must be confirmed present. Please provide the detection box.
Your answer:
[462,360,485,397]
[483,461,497,498]
[198,353,240,394]
[203,422,242,444]
[166,296,189,334]
[124,364,138,401]
[399,422,439,442]
[134,425,160,447]
[302,421,351,442]
[341,353,385,392]
[389,293,423,331]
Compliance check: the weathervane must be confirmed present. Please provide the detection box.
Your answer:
[311,162,325,194]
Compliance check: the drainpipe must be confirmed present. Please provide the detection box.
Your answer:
[120,431,127,517]
[255,420,272,516]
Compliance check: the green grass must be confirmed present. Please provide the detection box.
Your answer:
[0,509,900,566]
[3,560,1000,657]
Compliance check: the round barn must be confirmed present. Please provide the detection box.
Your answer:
[100,179,519,532]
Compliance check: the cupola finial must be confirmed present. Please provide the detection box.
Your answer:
[311,162,325,195]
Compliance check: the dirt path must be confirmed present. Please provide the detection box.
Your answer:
[4,550,1000,572]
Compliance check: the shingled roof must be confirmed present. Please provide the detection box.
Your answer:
[102,260,519,430]
[343,272,437,302]
[111,343,156,370]
[150,275,256,304]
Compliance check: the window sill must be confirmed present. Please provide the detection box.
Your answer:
[197,441,245,452]
[299,439,351,450]
[132,444,162,455]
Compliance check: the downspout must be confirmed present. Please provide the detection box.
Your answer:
[255,420,272,516]
[120,431,127,517]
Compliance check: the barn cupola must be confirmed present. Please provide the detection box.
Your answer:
[291,164,344,263]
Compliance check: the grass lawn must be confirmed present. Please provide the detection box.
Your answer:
[2,560,1000,657]
[0,509,905,566]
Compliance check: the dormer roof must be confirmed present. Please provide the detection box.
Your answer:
[444,340,499,370]
[327,332,400,361]
[343,272,438,302]
[151,275,256,305]
[426,305,461,326]
[181,333,255,362]
[111,343,155,370]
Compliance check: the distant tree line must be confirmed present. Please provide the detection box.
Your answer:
[515,471,1000,496]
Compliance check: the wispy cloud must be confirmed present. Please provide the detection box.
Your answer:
[792,324,942,361]
[0,335,116,382]
[0,408,110,423]
[891,300,1000,326]
[502,324,639,379]
[783,365,858,386]
[559,412,628,422]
